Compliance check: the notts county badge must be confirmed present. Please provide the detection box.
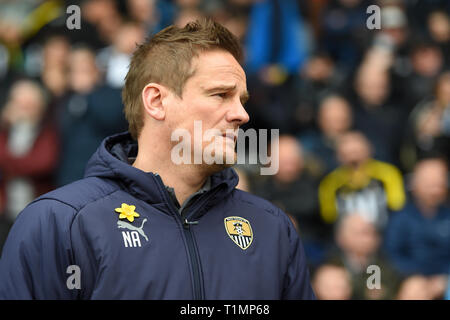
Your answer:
[224,216,253,250]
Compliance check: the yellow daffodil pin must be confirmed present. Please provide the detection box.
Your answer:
[115,203,140,222]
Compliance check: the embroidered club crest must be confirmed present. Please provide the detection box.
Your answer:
[224,216,253,250]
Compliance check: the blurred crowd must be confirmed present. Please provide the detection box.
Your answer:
[0,0,449,300]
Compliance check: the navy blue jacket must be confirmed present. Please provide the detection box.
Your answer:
[384,201,450,276]
[0,132,315,300]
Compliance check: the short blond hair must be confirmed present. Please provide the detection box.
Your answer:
[122,18,243,139]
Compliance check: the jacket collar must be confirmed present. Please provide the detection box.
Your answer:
[84,132,239,210]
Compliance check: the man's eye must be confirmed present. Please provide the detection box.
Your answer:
[214,92,228,98]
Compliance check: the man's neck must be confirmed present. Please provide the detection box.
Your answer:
[415,201,439,219]
[132,151,209,206]
[346,252,371,271]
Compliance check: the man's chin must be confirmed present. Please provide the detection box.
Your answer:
[212,161,236,173]
[199,152,237,173]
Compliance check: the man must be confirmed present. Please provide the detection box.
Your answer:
[311,262,352,300]
[56,46,128,186]
[329,214,401,300]
[385,157,450,278]
[318,131,405,230]
[300,94,353,175]
[251,135,330,266]
[0,19,315,299]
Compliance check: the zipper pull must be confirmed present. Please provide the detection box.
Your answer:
[183,218,199,229]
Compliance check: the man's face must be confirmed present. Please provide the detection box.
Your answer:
[337,133,371,168]
[166,49,250,170]
[337,214,379,257]
[412,160,448,209]
[69,50,99,93]
[318,97,352,137]
[356,70,389,106]
[276,137,303,182]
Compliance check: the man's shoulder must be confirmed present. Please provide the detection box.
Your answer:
[230,188,283,217]
[3,177,122,254]
[388,202,421,226]
[367,159,403,177]
[229,189,299,239]
[31,176,120,213]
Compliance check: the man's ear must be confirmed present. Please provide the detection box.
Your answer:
[142,83,168,121]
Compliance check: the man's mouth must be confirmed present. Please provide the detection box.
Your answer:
[222,132,237,143]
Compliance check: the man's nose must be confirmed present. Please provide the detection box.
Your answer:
[226,99,250,126]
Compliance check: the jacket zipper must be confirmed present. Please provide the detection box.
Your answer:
[153,174,221,300]
[181,220,203,300]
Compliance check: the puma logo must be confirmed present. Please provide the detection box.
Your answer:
[117,218,148,242]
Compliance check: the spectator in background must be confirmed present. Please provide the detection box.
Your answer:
[81,0,123,46]
[243,0,311,134]
[40,35,70,99]
[325,214,401,300]
[405,0,450,33]
[312,262,353,300]
[301,94,353,175]
[379,5,409,50]
[426,10,450,68]
[220,8,248,45]
[56,46,127,187]
[293,52,346,132]
[126,0,156,32]
[126,0,175,36]
[244,0,310,75]
[244,68,300,134]
[403,41,444,110]
[373,5,410,79]
[97,21,145,88]
[396,274,447,300]
[0,80,59,220]
[385,158,450,282]
[0,0,65,76]
[403,71,450,169]
[319,131,405,230]
[351,64,404,164]
[175,0,201,9]
[320,0,370,74]
[39,35,71,122]
[252,135,330,266]
[396,275,434,300]
[16,1,107,56]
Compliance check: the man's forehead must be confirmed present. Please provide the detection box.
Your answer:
[190,50,246,82]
